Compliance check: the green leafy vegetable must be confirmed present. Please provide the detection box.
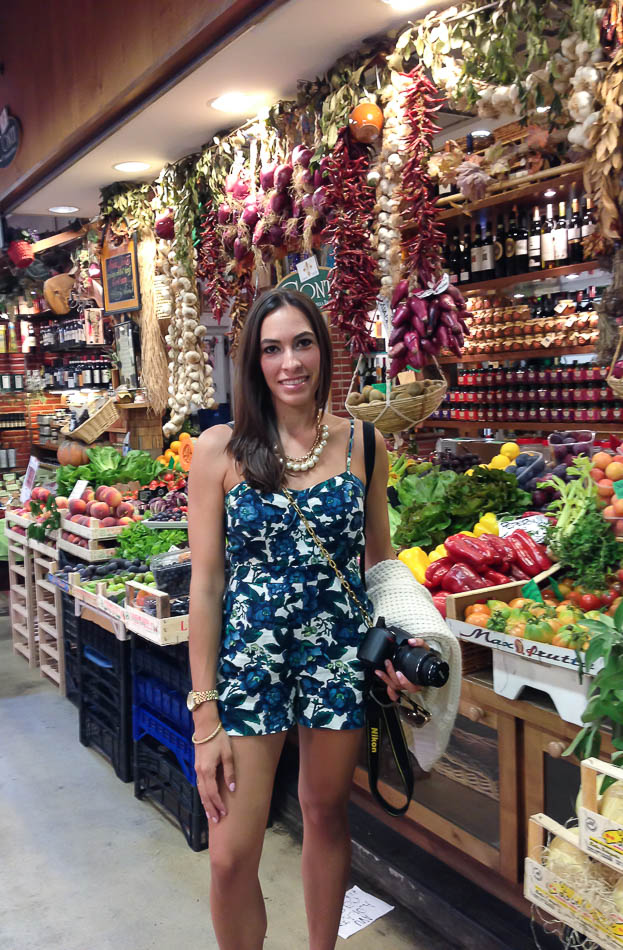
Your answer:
[544,455,597,539]
[56,447,166,495]
[116,523,188,560]
[547,500,621,591]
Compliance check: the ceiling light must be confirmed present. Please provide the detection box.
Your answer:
[536,106,550,114]
[113,161,150,173]
[48,205,79,214]
[514,293,525,299]
[210,91,271,114]
[472,129,492,138]
[544,189,556,198]
[380,0,430,9]
[566,274,580,280]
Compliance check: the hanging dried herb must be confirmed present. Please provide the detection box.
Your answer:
[323,130,379,354]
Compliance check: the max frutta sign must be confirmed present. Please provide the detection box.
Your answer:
[0,107,21,168]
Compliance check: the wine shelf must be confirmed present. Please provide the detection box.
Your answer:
[456,261,605,295]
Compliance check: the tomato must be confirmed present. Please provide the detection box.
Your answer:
[600,590,617,608]
[608,596,623,617]
[465,612,490,629]
[465,604,489,619]
[507,621,526,638]
[525,621,555,644]
[508,598,529,609]
[579,593,602,612]
[617,569,623,584]
[557,581,572,597]
[162,471,176,482]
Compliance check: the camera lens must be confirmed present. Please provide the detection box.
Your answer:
[397,646,449,688]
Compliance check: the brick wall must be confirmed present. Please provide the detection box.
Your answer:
[330,327,355,418]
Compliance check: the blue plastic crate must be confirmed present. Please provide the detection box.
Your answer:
[133,705,195,784]
[133,673,193,735]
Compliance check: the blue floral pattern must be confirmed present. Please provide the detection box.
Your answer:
[217,422,370,736]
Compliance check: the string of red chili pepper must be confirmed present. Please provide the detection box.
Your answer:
[196,205,231,323]
[397,67,446,290]
[323,130,380,354]
[228,270,256,358]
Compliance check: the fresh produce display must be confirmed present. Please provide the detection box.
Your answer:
[347,379,437,409]
[156,432,196,471]
[390,464,531,550]
[54,560,155,603]
[115,522,188,561]
[60,485,143,529]
[56,446,166,496]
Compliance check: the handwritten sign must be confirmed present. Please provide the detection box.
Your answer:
[338,886,394,939]
[101,232,140,314]
[20,457,39,503]
[69,479,89,501]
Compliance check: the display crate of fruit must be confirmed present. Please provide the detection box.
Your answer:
[29,532,59,560]
[60,513,132,540]
[58,532,118,562]
[5,509,33,530]
[444,565,603,725]
[124,581,189,646]
[525,812,623,950]
[4,521,29,546]
[579,758,623,874]
[59,486,143,539]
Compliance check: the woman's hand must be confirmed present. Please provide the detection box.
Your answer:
[374,637,428,702]
[194,728,236,823]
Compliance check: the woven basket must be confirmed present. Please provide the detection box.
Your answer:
[60,398,119,444]
[346,356,447,436]
[607,328,623,398]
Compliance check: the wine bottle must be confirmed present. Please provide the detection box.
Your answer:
[554,200,569,267]
[514,208,529,273]
[471,223,483,278]
[494,218,506,278]
[568,195,582,264]
[481,220,494,280]
[449,231,461,285]
[529,206,542,271]
[459,228,471,284]
[505,206,517,276]
[541,203,556,269]
[581,196,597,243]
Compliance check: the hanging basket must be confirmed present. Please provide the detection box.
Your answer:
[345,356,447,436]
[7,240,35,269]
[607,327,623,399]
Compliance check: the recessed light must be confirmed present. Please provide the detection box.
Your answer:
[514,293,525,299]
[48,205,79,214]
[380,0,430,9]
[544,189,556,198]
[472,129,492,138]
[113,161,150,173]
[536,106,550,114]
[210,91,271,114]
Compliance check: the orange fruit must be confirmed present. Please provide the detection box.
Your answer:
[614,498,623,517]
[179,432,192,442]
[164,449,174,461]
[604,505,616,520]
[170,440,181,454]
[598,479,615,497]
[593,451,614,471]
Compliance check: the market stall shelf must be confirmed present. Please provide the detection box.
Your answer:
[579,758,623,874]
[124,581,189,646]
[7,533,37,668]
[57,535,118,562]
[33,554,65,691]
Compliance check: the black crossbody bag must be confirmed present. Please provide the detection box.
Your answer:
[284,421,425,817]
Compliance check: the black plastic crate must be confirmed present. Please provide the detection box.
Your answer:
[78,619,132,782]
[61,592,79,707]
[131,633,191,692]
[134,735,209,852]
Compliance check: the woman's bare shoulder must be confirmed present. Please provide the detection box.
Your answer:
[195,423,233,454]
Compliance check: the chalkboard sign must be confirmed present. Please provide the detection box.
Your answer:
[101,232,141,314]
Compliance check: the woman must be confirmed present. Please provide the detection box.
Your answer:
[187,288,424,950]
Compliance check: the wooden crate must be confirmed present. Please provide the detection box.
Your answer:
[58,536,118,561]
[33,554,65,692]
[124,581,189,646]
[525,812,623,949]
[7,536,37,668]
[579,757,623,874]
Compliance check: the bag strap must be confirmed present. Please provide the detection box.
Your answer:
[361,420,376,585]
[366,682,416,816]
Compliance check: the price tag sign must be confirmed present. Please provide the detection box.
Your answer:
[69,479,89,501]
[122,432,131,456]
[499,514,549,544]
[613,480,623,500]
[20,456,39,503]
[296,256,319,283]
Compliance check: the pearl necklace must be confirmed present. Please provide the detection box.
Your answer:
[276,415,330,473]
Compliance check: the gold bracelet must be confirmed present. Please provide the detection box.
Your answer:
[192,722,223,745]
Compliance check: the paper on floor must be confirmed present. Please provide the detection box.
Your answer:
[338,885,394,939]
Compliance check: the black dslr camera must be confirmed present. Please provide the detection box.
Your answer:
[357,617,449,688]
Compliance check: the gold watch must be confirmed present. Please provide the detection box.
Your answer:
[186,689,219,712]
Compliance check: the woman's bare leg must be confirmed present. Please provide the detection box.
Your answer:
[297,727,364,950]
[208,731,287,950]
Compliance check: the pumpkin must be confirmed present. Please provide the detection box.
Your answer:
[178,439,194,471]
[349,102,384,143]
[57,439,89,467]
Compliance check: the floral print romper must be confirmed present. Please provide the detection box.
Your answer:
[217,420,371,736]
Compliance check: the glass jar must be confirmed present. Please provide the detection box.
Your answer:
[586,405,600,423]
[561,406,575,423]
[539,405,551,422]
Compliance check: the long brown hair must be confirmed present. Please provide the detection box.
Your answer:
[228,288,332,493]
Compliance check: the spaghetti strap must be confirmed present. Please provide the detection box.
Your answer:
[346,418,355,472]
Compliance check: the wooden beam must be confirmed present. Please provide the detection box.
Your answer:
[31,226,88,254]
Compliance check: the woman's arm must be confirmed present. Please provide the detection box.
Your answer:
[364,428,397,571]
[187,424,234,822]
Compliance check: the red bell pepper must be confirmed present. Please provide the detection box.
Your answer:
[510,529,552,573]
[509,563,530,581]
[479,533,511,571]
[444,535,493,571]
[441,563,487,594]
[483,569,510,587]
[432,592,447,618]
[506,533,540,577]
[425,557,454,587]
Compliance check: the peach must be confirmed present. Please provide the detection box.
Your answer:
[100,517,117,527]
[593,451,613,471]
[590,468,604,483]
[604,505,616,520]
[102,487,122,509]
[55,496,69,509]
[132,514,142,521]
[606,461,623,482]
[116,516,132,525]
[614,498,623,517]
[115,502,134,518]
[598,479,615,498]
[95,486,108,501]
[68,498,87,516]
[90,502,110,520]
[81,488,95,503]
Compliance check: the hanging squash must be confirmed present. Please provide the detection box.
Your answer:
[57,440,89,467]
[349,102,384,143]
[178,438,195,472]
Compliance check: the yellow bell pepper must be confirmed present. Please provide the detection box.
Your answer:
[475,512,499,536]
[398,546,429,585]
[428,544,447,563]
